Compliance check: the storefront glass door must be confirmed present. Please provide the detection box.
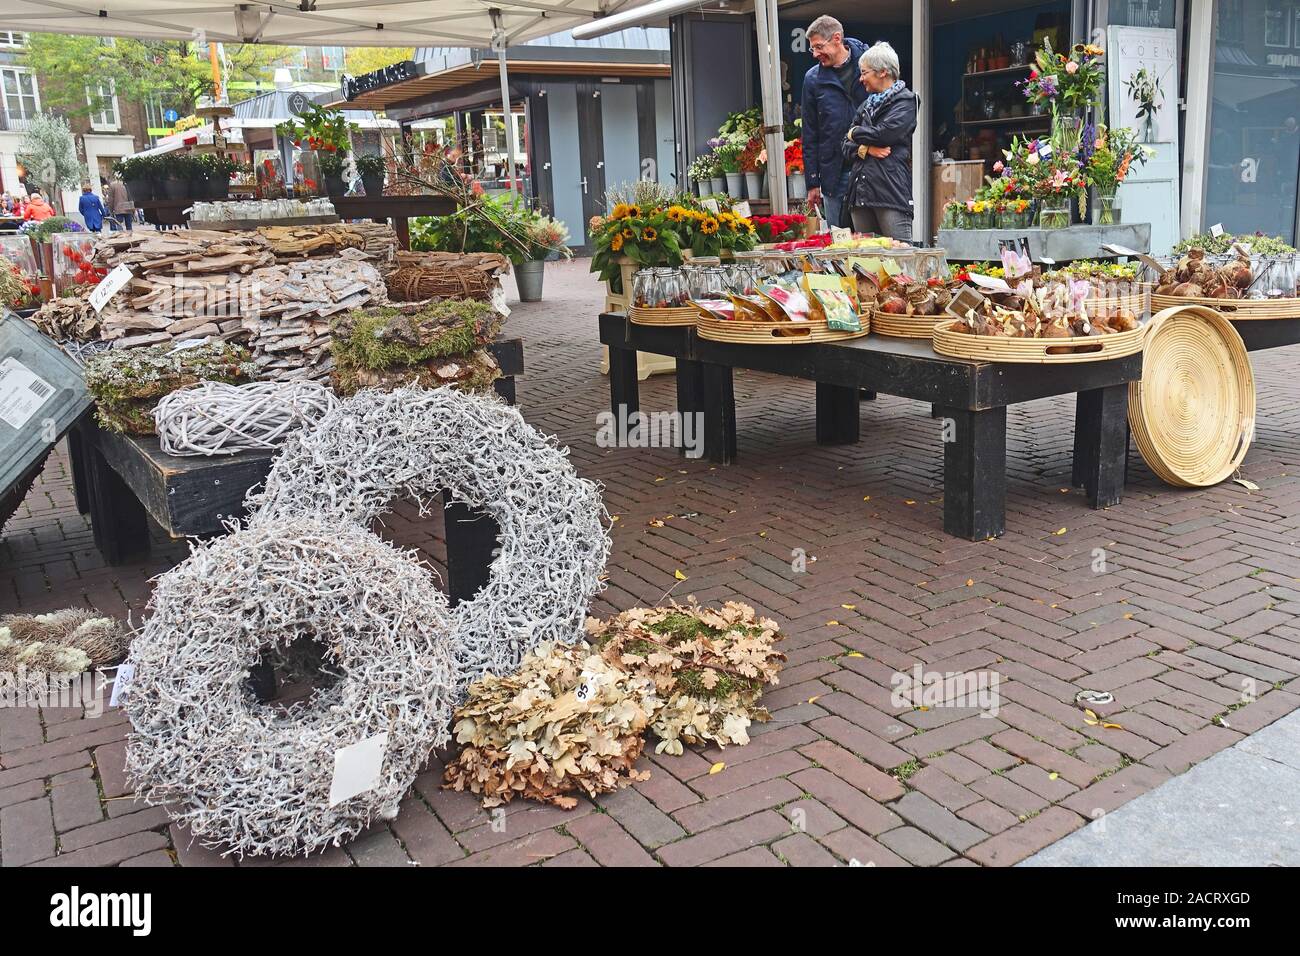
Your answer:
[1204,0,1300,242]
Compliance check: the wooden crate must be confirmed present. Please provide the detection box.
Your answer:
[931,319,1145,363]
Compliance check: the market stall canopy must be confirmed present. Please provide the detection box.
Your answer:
[0,0,665,47]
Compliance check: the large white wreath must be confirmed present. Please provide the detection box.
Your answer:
[124,518,458,857]
[246,386,611,688]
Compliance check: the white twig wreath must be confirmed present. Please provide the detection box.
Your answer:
[246,386,611,689]
[154,380,338,457]
[124,518,457,858]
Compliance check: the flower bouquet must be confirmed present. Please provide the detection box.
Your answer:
[1019,39,1105,158]
[1085,125,1150,224]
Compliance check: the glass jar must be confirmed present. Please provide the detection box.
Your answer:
[0,234,41,310]
[631,268,658,308]
[1263,254,1297,298]
[52,233,103,292]
[1038,202,1071,230]
[1092,187,1121,225]
[941,203,964,230]
[913,248,950,283]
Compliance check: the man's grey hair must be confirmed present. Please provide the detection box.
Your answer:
[807,15,843,41]
[860,41,901,80]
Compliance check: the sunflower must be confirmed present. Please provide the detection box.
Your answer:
[1083,43,1104,56]
[700,217,719,234]
[610,233,624,252]
[626,204,642,218]
[725,218,738,231]
[666,206,686,222]
[622,228,635,239]
[641,226,658,242]
[611,203,630,219]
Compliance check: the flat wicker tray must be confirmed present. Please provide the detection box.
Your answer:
[871,309,942,338]
[1128,304,1255,488]
[629,305,698,327]
[696,313,870,344]
[931,319,1145,364]
[1150,293,1300,320]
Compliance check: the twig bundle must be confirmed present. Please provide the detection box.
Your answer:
[153,380,338,457]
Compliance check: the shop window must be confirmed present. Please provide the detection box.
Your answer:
[0,31,24,47]
[1109,0,1176,29]
[87,80,119,131]
[1266,0,1290,48]
[1205,0,1300,242]
[1,68,39,125]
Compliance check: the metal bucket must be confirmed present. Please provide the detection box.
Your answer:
[515,259,545,302]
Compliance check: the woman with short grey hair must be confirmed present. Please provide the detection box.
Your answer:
[840,41,917,240]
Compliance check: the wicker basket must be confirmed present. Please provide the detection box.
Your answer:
[871,309,942,338]
[931,319,1145,363]
[1128,304,1255,488]
[629,304,698,327]
[1149,293,1300,320]
[385,266,492,302]
[696,313,870,344]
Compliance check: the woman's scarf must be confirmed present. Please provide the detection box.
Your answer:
[864,79,907,122]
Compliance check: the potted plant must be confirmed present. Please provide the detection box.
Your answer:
[276,103,359,199]
[740,137,765,200]
[716,141,743,197]
[317,149,348,198]
[1085,125,1149,225]
[354,153,386,198]
[514,211,571,302]
[687,153,716,198]
[112,156,154,203]
[159,154,192,200]
[1018,39,1105,159]
[785,139,806,200]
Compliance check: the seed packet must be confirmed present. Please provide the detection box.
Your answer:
[690,298,736,322]
[729,294,774,322]
[813,288,861,331]
[757,282,811,322]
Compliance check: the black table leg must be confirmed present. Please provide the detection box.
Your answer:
[444,499,500,606]
[1075,384,1128,509]
[82,426,151,566]
[816,382,860,445]
[608,343,639,420]
[1071,392,1092,489]
[859,389,877,401]
[493,375,517,405]
[676,358,705,459]
[65,426,91,515]
[702,362,737,465]
[940,405,1007,540]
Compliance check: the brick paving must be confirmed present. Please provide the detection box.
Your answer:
[2,257,1300,867]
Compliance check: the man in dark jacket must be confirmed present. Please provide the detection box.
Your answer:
[841,41,918,240]
[800,15,868,229]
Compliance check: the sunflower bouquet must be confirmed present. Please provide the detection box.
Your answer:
[590,198,758,288]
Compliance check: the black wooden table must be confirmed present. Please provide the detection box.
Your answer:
[600,313,1142,540]
[1230,317,1300,353]
[68,338,523,606]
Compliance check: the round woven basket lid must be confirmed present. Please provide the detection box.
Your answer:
[1128,304,1255,488]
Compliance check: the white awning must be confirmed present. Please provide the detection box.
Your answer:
[0,1,664,47]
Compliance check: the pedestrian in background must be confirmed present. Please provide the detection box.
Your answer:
[78,181,107,232]
[800,15,868,229]
[104,175,134,231]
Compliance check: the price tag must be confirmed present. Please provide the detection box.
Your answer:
[108,662,134,708]
[1038,255,1056,266]
[1210,223,1225,237]
[88,264,134,313]
[701,198,720,214]
[946,285,987,321]
[1037,143,1054,161]
[574,669,602,704]
[0,356,55,430]
[733,201,752,219]
[329,732,388,807]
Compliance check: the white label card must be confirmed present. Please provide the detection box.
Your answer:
[0,356,55,430]
[733,201,752,219]
[1038,256,1057,266]
[1210,223,1224,237]
[109,662,134,708]
[966,271,1014,294]
[701,198,720,214]
[88,264,134,313]
[329,732,388,807]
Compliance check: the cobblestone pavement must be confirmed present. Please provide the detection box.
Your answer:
[3,258,1300,867]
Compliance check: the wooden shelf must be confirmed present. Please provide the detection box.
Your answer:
[962,115,1050,129]
[963,64,1034,79]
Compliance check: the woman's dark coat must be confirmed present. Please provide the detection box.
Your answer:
[841,89,919,214]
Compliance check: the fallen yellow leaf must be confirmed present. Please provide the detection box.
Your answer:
[1048,772,1059,780]
[1123,613,1133,619]
[863,495,871,501]
[1084,719,1099,726]
[918,705,930,712]
[841,604,857,610]
[758,531,767,538]
[709,762,725,775]
[1084,708,1099,720]
[1053,527,1067,536]
[1102,722,1123,730]
[846,651,864,658]
[807,695,821,704]
[654,476,666,482]
[674,569,687,581]
[610,515,620,522]
[648,519,664,527]
[966,579,975,587]
[826,620,841,627]
[904,499,916,506]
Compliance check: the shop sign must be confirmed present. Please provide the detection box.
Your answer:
[342,60,419,101]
